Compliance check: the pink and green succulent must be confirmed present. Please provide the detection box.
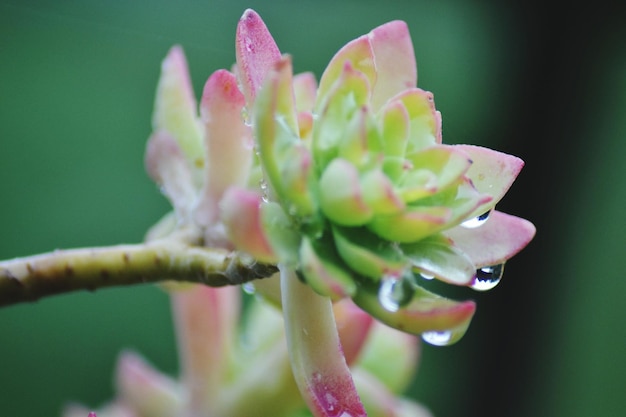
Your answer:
[220,10,535,342]
[75,9,535,417]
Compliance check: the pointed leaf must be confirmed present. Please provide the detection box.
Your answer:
[144,131,197,220]
[235,9,282,105]
[360,168,406,215]
[196,69,252,225]
[333,299,375,366]
[454,144,525,218]
[368,206,451,243]
[333,225,407,280]
[391,88,440,152]
[255,56,302,204]
[403,145,473,199]
[355,321,419,394]
[402,234,476,285]
[281,266,367,417]
[152,46,204,170]
[260,201,301,267]
[319,158,373,226]
[352,284,476,336]
[369,20,417,110]
[313,62,372,169]
[219,187,277,263]
[115,351,182,417]
[169,285,239,413]
[299,236,357,301]
[444,210,536,267]
[316,34,375,107]
[293,71,318,113]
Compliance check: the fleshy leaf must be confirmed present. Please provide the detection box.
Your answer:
[255,56,303,207]
[333,225,407,280]
[299,236,357,301]
[380,99,410,159]
[360,168,406,215]
[293,72,318,113]
[260,202,301,267]
[281,267,367,417]
[219,187,276,263]
[316,34,375,107]
[196,69,252,225]
[352,284,476,338]
[402,234,476,285]
[319,158,373,226]
[454,144,524,218]
[144,131,197,221]
[115,351,182,417]
[445,210,536,267]
[368,20,417,111]
[235,9,282,105]
[402,145,473,201]
[355,321,419,394]
[170,285,239,414]
[313,62,372,170]
[333,299,375,366]
[368,206,451,243]
[152,46,204,172]
[392,88,441,152]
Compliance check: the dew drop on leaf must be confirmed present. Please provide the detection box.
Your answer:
[421,330,453,346]
[470,263,505,291]
[378,274,414,312]
[460,209,492,228]
[419,271,435,280]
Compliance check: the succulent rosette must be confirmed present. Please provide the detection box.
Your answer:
[221,13,536,345]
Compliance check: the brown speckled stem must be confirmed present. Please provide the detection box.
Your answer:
[0,241,277,308]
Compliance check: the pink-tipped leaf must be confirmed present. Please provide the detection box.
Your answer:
[152,46,204,171]
[236,9,282,105]
[220,187,277,263]
[445,210,536,267]
[115,351,182,417]
[196,69,252,226]
[281,266,367,417]
[368,20,417,111]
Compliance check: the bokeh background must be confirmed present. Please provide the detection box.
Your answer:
[1,1,624,416]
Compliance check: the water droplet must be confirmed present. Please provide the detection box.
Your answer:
[242,282,256,295]
[378,275,414,312]
[259,178,269,202]
[471,263,505,291]
[420,271,435,280]
[461,209,492,228]
[421,330,453,346]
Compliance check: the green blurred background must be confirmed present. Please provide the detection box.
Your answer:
[1,1,624,416]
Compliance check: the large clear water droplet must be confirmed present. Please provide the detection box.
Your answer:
[421,330,453,346]
[471,263,505,291]
[461,209,492,228]
[378,274,414,312]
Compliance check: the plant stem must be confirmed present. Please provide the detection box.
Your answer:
[0,240,276,308]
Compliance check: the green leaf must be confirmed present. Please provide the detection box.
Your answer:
[332,226,407,280]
